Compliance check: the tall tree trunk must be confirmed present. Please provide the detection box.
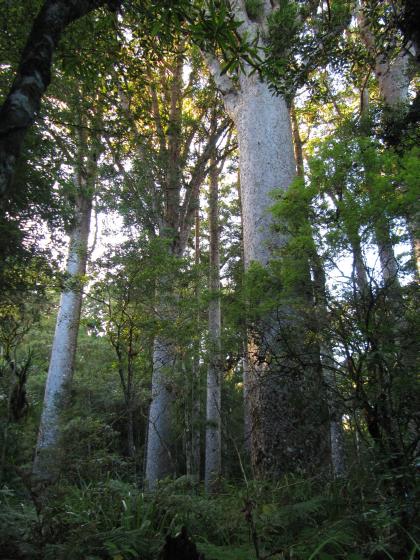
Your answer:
[359,3,412,282]
[236,77,300,478]
[207,43,331,475]
[32,178,94,481]
[234,77,295,268]
[142,51,228,488]
[0,0,115,202]
[32,113,100,481]
[145,328,176,489]
[205,158,222,492]
[191,208,201,478]
[143,53,185,489]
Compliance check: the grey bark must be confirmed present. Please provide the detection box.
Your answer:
[141,53,228,488]
[145,336,176,489]
[205,159,222,492]
[32,179,94,481]
[206,2,330,478]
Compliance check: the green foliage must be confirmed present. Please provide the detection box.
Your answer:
[37,480,162,559]
[0,485,39,559]
[1,2,418,559]
[268,0,301,57]
[198,543,256,559]
[3,473,417,559]
[245,0,264,21]
[264,0,353,96]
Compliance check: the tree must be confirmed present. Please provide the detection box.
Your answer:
[205,152,222,492]
[110,45,232,488]
[205,0,331,478]
[290,102,346,477]
[32,88,104,481]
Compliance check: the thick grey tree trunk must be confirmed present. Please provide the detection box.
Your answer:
[234,77,295,268]
[205,159,222,492]
[206,10,330,476]
[235,78,303,478]
[32,181,93,481]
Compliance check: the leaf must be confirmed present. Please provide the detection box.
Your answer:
[308,537,342,560]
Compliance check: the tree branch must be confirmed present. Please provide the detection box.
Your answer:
[0,0,120,204]
[202,52,238,116]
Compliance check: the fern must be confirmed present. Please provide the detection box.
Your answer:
[197,542,256,560]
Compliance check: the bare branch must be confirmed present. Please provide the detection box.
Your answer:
[202,52,238,115]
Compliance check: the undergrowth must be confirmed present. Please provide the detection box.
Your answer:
[0,471,418,559]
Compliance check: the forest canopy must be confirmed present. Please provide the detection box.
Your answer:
[0,1,419,559]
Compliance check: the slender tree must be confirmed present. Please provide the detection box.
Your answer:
[205,154,222,492]
[110,42,231,488]
[32,101,102,481]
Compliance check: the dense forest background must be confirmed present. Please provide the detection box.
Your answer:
[0,1,419,559]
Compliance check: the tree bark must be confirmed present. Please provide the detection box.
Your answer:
[205,157,222,493]
[145,336,176,489]
[142,53,228,489]
[359,3,412,282]
[32,181,94,481]
[0,0,115,204]
[206,3,331,478]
